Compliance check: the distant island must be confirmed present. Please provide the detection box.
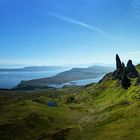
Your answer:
[15,65,114,90]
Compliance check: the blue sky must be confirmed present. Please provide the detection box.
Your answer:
[0,0,140,67]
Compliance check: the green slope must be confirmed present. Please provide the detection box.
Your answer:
[78,75,140,140]
[1,73,140,140]
[136,64,140,73]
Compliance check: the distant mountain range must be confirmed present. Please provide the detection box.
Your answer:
[0,66,70,72]
[15,65,115,90]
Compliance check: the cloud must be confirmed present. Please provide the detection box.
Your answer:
[49,12,107,35]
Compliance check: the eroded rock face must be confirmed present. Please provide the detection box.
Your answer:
[126,60,138,78]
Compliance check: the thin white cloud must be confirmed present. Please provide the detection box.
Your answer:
[49,12,106,35]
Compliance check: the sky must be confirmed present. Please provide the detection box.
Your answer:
[0,0,140,67]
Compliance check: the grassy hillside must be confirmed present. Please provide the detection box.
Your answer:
[136,64,140,73]
[1,72,140,139]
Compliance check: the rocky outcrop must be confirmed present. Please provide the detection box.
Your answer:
[113,54,125,80]
[112,54,138,89]
[126,60,138,78]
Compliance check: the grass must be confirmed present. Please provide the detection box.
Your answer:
[136,64,140,73]
[1,74,140,139]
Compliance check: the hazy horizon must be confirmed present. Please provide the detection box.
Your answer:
[0,62,115,69]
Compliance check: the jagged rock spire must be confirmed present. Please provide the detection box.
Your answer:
[116,54,121,69]
[126,60,138,78]
[112,55,133,89]
[112,54,139,89]
[113,55,123,80]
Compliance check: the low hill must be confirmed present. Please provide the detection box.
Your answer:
[15,66,114,90]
